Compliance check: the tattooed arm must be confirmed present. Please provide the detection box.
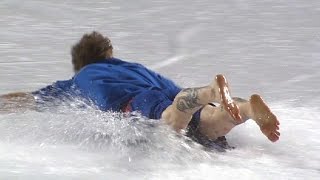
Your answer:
[175,87,205,113]
[161,85,217,131]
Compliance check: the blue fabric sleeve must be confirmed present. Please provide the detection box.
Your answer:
[31,79,75,104]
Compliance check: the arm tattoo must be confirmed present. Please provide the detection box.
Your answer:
[220,105,224,112]
[176,88,203,112]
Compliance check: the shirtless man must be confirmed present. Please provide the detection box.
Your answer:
[0,31,280,144]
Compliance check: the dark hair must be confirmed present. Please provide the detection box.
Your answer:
[71,31,113,72]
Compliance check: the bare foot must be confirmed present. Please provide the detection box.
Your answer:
[250,94,280,142]
[215,75,242,122]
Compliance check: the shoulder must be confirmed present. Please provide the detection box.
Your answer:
[31,78,74,99]
[54,79,73,87]
[34,79,73,92]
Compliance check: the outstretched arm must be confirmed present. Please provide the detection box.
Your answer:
[0,79,75,113]
[0,92,36,113]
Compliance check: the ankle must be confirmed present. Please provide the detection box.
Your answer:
[237,102,251,121]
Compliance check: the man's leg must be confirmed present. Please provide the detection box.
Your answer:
[198,95,280,142]
[161,74,241,132]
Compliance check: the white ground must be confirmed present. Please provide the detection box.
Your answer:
[0,0,319,179]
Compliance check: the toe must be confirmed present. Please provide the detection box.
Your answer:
[275,131,280,136]
[268,133,279,142]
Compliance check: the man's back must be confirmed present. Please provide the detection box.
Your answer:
[74,58,181,111]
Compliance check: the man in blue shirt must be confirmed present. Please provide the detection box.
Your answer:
[0,32,280,145]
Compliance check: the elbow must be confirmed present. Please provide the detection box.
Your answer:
[161,106,189,133]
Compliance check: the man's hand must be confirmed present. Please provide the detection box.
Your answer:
[0,92,36,113]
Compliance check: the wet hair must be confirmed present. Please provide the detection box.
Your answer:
[71,31,113,72]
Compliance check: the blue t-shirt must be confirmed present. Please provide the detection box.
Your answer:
[73,58,181,111]
[32,58,181,111]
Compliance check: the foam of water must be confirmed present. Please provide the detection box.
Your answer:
[0,101,319,179]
